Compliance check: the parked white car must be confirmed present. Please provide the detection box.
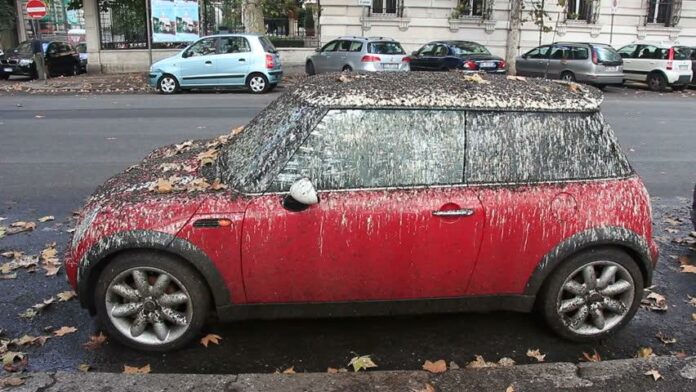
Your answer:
[617,41,692,91]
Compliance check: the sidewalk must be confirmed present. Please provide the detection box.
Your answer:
[4,356,695,392]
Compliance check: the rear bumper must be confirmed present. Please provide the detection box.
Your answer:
[267,69,283,84]
[665,71,692,85]
[584,73,624,85]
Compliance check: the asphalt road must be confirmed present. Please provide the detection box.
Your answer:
[0,89,694,375]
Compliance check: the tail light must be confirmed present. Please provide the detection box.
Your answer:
[265,54,274,69]
[498,60,506,69]
[591,48,598,65]
[402,56,412,63]
[463,60,477,70]
[361,55,381,62]
[666,47,674,70]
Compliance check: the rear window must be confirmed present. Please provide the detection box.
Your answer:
[594,46,621,62]
[368,41,405,55]
[451,42,490,56]
[258,36,277,53]
[671,46,690,60]
[466,112,632,183]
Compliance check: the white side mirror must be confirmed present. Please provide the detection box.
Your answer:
[289,178,319,206]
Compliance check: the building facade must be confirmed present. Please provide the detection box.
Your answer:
[321,0,696,56]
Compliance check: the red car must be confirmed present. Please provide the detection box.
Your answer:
[66,73,658,351]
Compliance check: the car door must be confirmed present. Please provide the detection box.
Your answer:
[516,46,550,77]
[546,45,568,79]
[178,37,219,86]
[241,109,485,303]
[617,44,640,81]
[44,43,62,76]
[409,43,436,71]
[632,45,660,81]
[333,40,352,70]
[313,40,339,73]
[215,36,251,86]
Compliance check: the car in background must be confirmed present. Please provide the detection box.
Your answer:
[616,41,692,91]
[688,47,696,85]
[76,42,88,73]
[516,42,623,88]
[66,72,655,351]
[408,41,506,73]
[305,36,409,74]
[148,33,282,94]
[0,40,81,80]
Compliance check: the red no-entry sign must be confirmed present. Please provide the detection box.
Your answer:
[26,0,47,19]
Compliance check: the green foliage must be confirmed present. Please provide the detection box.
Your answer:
[0,0,16,31]
[269,37,304,47]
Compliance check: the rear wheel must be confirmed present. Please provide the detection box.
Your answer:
[246,73,270,94]
[94,251,210,351]
[560,71,576,82]
[538,248,643,341]
[647,72,666,92]
[306,61,316,76]
[70,63,79,76]
[342,65,353,72]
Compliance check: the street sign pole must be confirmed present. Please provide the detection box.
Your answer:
[146,0,153,66]
[357,0,371,37]
[610,0,618,45]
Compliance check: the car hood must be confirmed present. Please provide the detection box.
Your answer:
[150,54,180,71]
[2,52,33,62]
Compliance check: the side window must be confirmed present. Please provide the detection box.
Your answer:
[637,45,659,59]
[527,46,550,59]
[219,37,251,54]
[549,46,568,60]
[46,43,58,55]
[321,41,338,52]
[617,45,637,59]
[337,40,351,51]
[418,44,436,56]
[186,38,217,57]
[433,45,449,57]
[571,46,589,60]
[349,41,363,52]
[466,112,632,183]
[272,110,467,191]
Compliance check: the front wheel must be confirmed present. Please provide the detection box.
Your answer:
[560,71,576,82]
[538,248,643,341]
[94,251,210,351]
[158,74,180,94]
[306,61,316,75]
[246,73,270,94]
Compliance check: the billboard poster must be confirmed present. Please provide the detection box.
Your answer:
[151,0,199,43]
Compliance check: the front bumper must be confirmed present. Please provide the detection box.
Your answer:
[148,71,162,88]
[1,64,33,76]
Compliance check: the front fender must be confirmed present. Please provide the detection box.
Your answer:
[77,230,231,314]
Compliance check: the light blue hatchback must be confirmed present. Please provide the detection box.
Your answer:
[148,34,283,94]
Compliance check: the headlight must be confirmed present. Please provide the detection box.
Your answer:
[71,206,101,248]
[19,59,32,66]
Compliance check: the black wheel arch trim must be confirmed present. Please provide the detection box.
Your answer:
[524,226,654,297]
[77,230,230,314]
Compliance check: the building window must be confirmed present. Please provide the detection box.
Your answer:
[99,0,148,49]
[452,0,486,18]
[647,0,674,25]
[371,0,402,16]
[566,0,593,22]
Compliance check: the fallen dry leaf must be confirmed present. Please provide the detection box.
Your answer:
[1,352,27,373]
[200,333,222,348]
[210,179,228,191]
[505,386,515,392]
[680,265,696,274]
[0,273,17,280]
[40,243,61,276]
[123,364,151,374]
[526,348,546,362]
[56,291,77,302]
[582,350,601,362]
[53,326,78,337]
[466,355,497,368]
[498,357,516,367]
[655,331,676,345]
[348,354,378,372]
[14,335,49,347]
[19,297,56,319]
[0,376,25,387]
[636,347,655,359]
[644,369,662,381]
[6,221,36,235]
[282,366,296,374]
[154,179,173,194]
[411,383,436,392]
[422,359,447,373]
[82,332,107,350]
[641,291,668,312]
[38,216,54,223]
[78,364,91,372]
[448,361,460,369]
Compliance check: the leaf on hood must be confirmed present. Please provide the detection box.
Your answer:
[186,178,211,193]
[210,179,228,191]
[38,216,54,223]
[1,251,23,259]
[466,355,497,368]
[641,291,668,312]
[282,366,296,374]
[78,364,91,372]
[6,221,36,235]
[655,331,676,345]
[412,383,437,392]
[644,369,662,381]
[680,264,696,274]
[56,291,77,302]
[0,227,5,239]
[200,334,222,348]
[498,357,516,367]
[123,364,151,374]
[422,359,447,373]
[53,326,77,337]
[526,348,546,362]
[173,140,193,154]
[82,332,107,350]
[0,376,25,387]
[153,179,173,194]
[636,347,655,359]
[0,273,17,280]
[1,352,25,369]
[581,349,601,362]
[348,354,378,372]
[197,149,219,166]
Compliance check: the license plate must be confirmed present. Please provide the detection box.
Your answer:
[479,62,496,68]
[3,67,11,73]
[606,66,619,72]
[679,64,689,70]
[382,63,399,70]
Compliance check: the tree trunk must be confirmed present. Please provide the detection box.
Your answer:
[242,0,265,34]
[505,0,522,75]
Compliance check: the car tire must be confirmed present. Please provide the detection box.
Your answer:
[0,74,9,80]
[538,247,643,342]
[158,74,180,94]
[342,65,353,72]
[246,73,270,94]
[647,72,666,92]
[560,71,576,83]
[306,61,316,76]
[94,251,211,352]
[71,63,79,77]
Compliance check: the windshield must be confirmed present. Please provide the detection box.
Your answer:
[368,41,405,55]
[220,97,323,193]
[594,46,621,62]
[15,41,32,54]
[451,42,490,56]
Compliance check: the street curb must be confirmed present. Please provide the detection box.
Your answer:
[5,355,695,392]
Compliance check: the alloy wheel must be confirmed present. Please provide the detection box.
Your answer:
[556,260,634,336]
[105,267,193,346]
[159,77,177,94]
[249,76,266,93]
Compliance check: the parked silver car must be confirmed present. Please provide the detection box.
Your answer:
[306,36,409,74]
[516,42,624,88]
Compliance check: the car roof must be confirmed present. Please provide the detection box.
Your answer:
[434,40,484,46]
[291,72,602,112]
[202,33,263,39]
[336,36,396,42]
[631,40,677,48]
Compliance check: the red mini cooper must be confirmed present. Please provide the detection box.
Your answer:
[66,73,658,351]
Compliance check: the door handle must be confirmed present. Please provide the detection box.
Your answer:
[432,209,475,217]
[205,61,212,65]
[239,58,246,62]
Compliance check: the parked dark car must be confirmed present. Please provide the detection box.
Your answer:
[689,47,696,85]
[408,41,506,73]
[0,40,81,80]
[76,42,88,73]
